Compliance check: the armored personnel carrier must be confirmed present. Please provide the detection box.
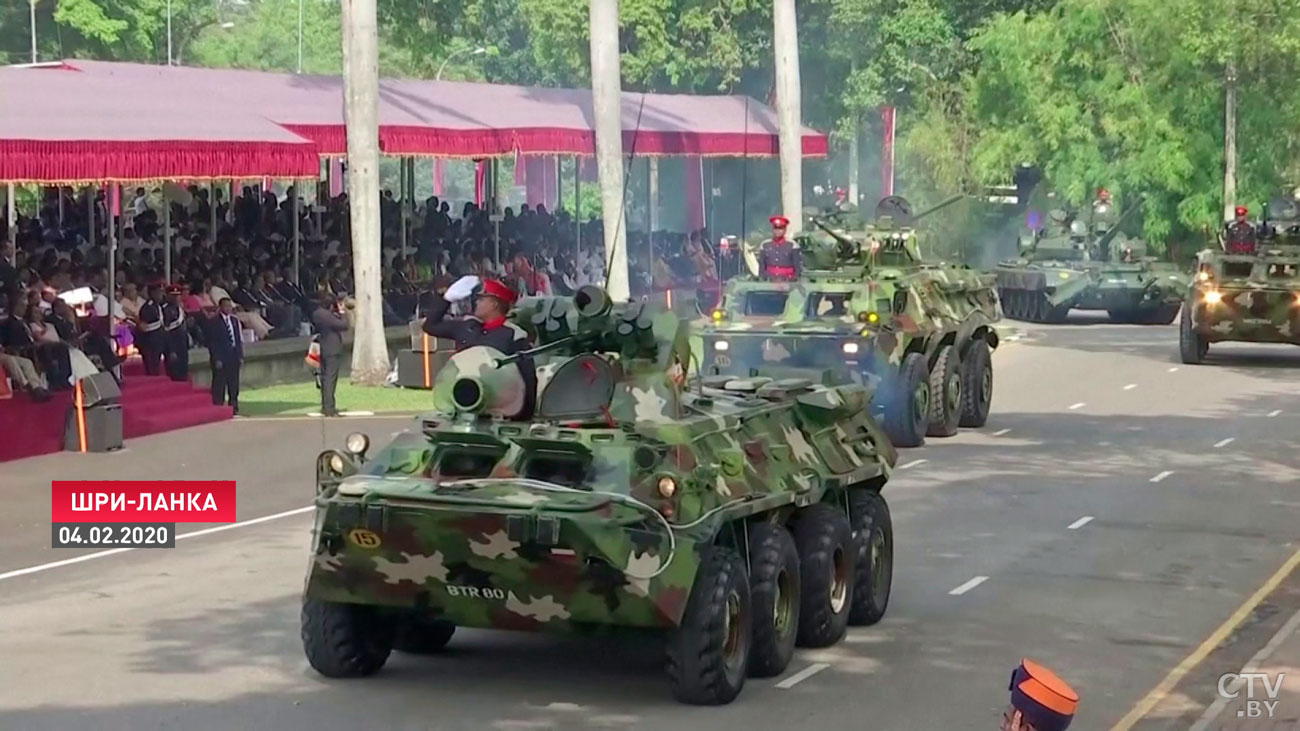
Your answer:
[1181,198,1300,363]
[301,286,897,705]
[698,195,1002,449]
[995,199,1189,324]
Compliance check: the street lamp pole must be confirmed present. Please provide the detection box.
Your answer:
[435,46,487,81]
[29,0,37,63]
[297,0,303,73]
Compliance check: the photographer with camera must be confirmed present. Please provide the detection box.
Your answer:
[311,292,350,417]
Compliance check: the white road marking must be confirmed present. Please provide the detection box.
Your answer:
[1267,409,1283,417]
[899,459,928,470]
[1067,516,1094,530]
[1068,402,1085,410]
[307,411,380,417]
[1123,384,1137,390]
[0,506,313,583]
[1149,471,1174,483]
[993,428,1012,436]
[949,576,989,595]
[1168,367,1179,372]
[776,662,831,689]
[1213,437,1235,448]
[1270,500,1300,508]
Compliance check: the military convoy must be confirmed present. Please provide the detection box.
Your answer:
[1181,197,1300,363]
[696,196,1002,448]
[302,285,898,705]
[994,197,1190,324]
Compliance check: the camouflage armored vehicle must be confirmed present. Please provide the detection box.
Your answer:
[1181,198,1300,363]
[301,285,898,705]
[995,198,1190,324]
[698,195,1002,449]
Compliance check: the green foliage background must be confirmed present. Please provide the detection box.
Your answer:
[6,0,1300,253]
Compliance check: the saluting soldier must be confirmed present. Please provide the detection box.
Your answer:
[137,284,166,376]
[759,215,801,281]
[1002,659,1078,731]
[162,284,189,381]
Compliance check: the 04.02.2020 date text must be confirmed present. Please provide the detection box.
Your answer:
[51,523,176,549]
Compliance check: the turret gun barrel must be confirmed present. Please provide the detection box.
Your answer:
[1095,199,1144,253]
[912,194,966,222]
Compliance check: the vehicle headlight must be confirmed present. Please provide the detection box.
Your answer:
[1196,270,1212,282]
[843,342,860,354]
[1203,290,1222,305]
[328,453,346,474]
[657,476,677,498]
[857,311,880,324]
[1059,272,1070,279]
[711,309,725,322]
[714,340,730,352]
[345,432,370,457]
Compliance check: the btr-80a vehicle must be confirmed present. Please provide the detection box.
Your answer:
[301,286,897,705]
[1181,198,1300,363]
[995,199,1189,324]
[698,195,1002,449]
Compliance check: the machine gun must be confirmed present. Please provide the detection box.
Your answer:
[799,193,966,270]
[1092,200,1144,261]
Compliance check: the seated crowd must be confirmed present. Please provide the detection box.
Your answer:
[0,182,727,403]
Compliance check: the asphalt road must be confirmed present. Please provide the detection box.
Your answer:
[2,312,1299,730]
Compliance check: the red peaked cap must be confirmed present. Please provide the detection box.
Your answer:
[770,215,790,227]
[478,278,516,306]
[1009,659,1078,731]
[1235,205,1248,216]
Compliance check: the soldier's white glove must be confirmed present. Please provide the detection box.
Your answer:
[443,275,480,302]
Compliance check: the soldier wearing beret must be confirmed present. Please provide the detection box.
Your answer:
[760,215,801,281]
[162,284,189,381]
[1225,205,1257,255]
[1002,658,1078,731]
[423,275,536,419]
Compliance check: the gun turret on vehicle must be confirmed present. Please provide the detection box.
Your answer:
[302,285,899,706]
[995,193,1190,324]
[699,195,1001,450]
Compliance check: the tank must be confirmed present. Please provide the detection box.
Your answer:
[301,285,898,705]
[697,195,1002,450]
[995,198,1191,324]
[1181,208,1300,363]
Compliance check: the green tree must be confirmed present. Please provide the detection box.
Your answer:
[189,0,342,75]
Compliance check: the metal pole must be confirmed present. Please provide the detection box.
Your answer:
[57,187,65,225]
[107,185,118,309]
[297,0,304,74]
[86,187,95,251]
[292,188,301,284]
[848,116,860,205]
[166,0,173,65]
[647,157,657,264]
[209,181,217,238]
[400,158,409,258]
[5,184,14,245]
[29,0,36,63]
[574,156,581,263]
[163,192,172,282]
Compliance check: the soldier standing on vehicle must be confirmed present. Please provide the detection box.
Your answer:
[1001,659,1079,730]
[422,275,536,419]
[759,215,801,281]
[1225,205,1257,254]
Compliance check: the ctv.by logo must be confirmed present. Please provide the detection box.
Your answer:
[1217,672,1287,719]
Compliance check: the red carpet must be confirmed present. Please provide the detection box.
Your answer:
[0,358,232,463]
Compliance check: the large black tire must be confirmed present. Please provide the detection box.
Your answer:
[883,352,929,448]
[302,598,395,678]
[667,545,752,705]
[847,490,894,626]
[1179,305,1208,364]
[746,523,801,678]
[926,345,962,438]
[792,503,854,648]
[393,616,456,654]
[958,338,993,428]
[1045,302,1071,324]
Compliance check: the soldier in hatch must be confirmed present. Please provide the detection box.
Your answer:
[1224,205,1257,255]
[759,215,801,281]
[1001,659,1079,731]
[422,275,536,418]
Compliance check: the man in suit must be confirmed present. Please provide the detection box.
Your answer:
[137,284,165,375]
[205,297,243,415]
[311,292,350,417]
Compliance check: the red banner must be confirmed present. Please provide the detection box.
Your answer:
[881,106,896,197]
[685,156,704,230]
[52,481,237,523]
[433,159,445,197]
[474,160,486,206]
